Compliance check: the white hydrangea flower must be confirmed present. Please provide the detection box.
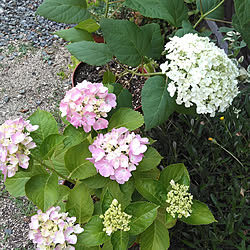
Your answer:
[160,33,240,117]
[166,180,193,219]
[99,199,132,236]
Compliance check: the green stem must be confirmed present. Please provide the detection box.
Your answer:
[105,0,109,18]
[204,17,232,24]
[31,154,76,184]
[193,0,225,29]
[199,0,203,15]
[127,70,165,77]
[210,139,244,167]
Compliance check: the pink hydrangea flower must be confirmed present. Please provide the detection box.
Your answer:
[29,206,84,250]
[87,127,149,184]
[0,118,38,180]
[59,80,116,132]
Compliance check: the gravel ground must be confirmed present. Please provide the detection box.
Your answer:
[0,0,75,249]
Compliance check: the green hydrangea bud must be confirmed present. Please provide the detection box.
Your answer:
[100,199,132,236]
[166,180,193,219]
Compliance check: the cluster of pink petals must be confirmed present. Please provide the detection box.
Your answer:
[59,80,116,133]
[87,127,149,184]
[29,206,84,250]
[0,118,38,180]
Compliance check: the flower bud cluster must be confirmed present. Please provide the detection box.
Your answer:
[59,80,116,133]
[166,180,193,219]
[160,33,239,117]
[87,127,149,184]
[0,118,38,180]
[29,206,84,250]
[100,199,132,236]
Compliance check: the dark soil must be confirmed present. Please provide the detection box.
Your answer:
[72,61,146,109]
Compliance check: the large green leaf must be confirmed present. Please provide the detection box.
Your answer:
[5,171,33,197]
[67,41,113,66]
[233,0,250,48]
[100,18,151,67]
[141,23,164,59]
[75,19,100,33]
[40,134,65,159]
[25,173,58,211]
[140,219,170,250]
[136,146,163,172]
[28,109,58,145]
[125,202,159,235]
[65,141,97,180]
[55,185,71,212]
[44,143,70,177]
[158,163,190,190]
[83,174,109,189]
[36,0,90,24]
[134,179,167,205]
[108,108,144,131]
[76,215,109,247]
[196,0,224,19]
[101,188,114,213]
[111,230,129,250]
[66,182,94,223]
[133,168,160,181]
[108,83,133,117]
[141,76,175,130]
[63,124,89,148]
[181,200,217,225]
[124,0,188,27]
[56,28,93,42]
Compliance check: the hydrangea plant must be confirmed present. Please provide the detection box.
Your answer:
[2,0,248,249]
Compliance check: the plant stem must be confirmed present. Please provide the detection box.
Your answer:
[199,0,203,15]
[31,154,76,184]
[105,0,109,18]
[127,70,164,77]
[193,0,225,29]
[109,0,124,4]
[204,17,232,24]
[209,139,244,167]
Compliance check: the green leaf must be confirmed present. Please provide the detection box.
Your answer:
[28,109,59,148]
[55,185,71,212]
[44,143,70,177]
[100,18,151,67]
[140,219,170,250]
[133,168,160,181]
[175,20,197,38]
[75,245,99,250]
[102,240,114,250]
[111,230,129,250]
[63,124,89,148]
[66,182,94,223]
[181,200,217,225]
[158,163,190,190]
[56,28,93,42]
[103,70,116,84]
[36,0,90,24]
[124,0,188,27]
[5,170,33,197]
[40,134,65,159]
[67,41,113,66]
[140,23,164,59]
[136,146,163,172]
[174,102,197,115]
[134,179,166,205]
[101,188,114,213]
[25,173,58,211]
[108,84,133,117]
[108,108,144,131]
[232,0,250,48]
[76,215,109,247]
[196,0,224,19]
[75,19,100,33]
[65,141,97,180]
[141,76,175,130]
[83,174,109,189]
[125,202,159,235]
